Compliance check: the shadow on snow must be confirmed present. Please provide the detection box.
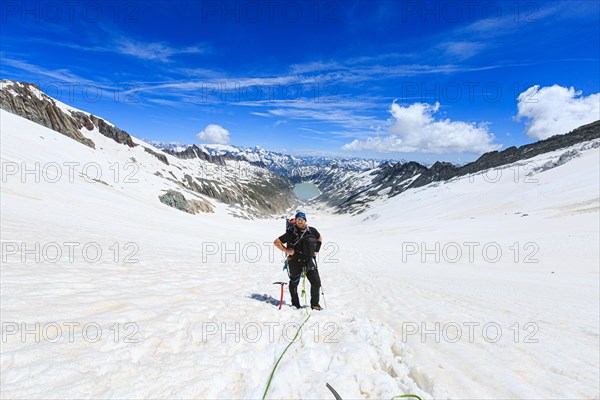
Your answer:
[248,293,287,307]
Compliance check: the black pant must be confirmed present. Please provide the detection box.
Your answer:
[288,258,321,307]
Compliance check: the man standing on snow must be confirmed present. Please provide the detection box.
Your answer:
[274,212,323,310]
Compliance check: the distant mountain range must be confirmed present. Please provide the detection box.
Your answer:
[151,124,600,214]
[2,79,599,217]
[151,141,390,177]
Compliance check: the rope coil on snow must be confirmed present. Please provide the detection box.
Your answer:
[262,314,311,400]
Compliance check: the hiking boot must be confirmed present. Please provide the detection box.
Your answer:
[311,305,322,311]
[291,302,301,309]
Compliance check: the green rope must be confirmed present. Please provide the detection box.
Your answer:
[391,395,422,400]
[262,314,312,400]
[301,267,309,315]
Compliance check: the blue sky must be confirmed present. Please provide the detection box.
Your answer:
[1,0,599,163]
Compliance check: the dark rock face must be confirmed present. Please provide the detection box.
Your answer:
[536,149,582,172]
[144,147,169,165]
[158,190,213,214]
[245,176,296,214]
[0,81,96,148]
[165,144,228,165]
[181,172,296,217]
[374,161,429,196]
[456,120,600,176]
[89,115,135,147]
[164,145,297,215]
[70,111,95,131]
[0,80,137,149]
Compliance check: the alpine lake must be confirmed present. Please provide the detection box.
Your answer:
[293,182,321,201]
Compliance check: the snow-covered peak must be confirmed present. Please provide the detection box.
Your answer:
[152,141,387,176]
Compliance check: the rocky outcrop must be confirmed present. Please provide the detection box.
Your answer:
[244,177,295,214]
[158,190,213,214]
[144,147,169,165]
[181,172,295,217]
[70,111,95,131]
[456,120,600,176]
[0,81,96,148]
[535,149,582,173]
[0,80,137,149]
[89,115,135,147]
[165,144,228,165]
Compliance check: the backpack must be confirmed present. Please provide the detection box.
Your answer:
[286,218,295,230]
[286,218,318,269]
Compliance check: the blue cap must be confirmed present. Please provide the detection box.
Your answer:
[295,212,307,221]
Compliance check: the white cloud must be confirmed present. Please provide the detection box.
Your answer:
[342,101,501,154]
[197,124,230,144]
[22,34,210,63]
[1,57,95,84]
[115,39,209,62]
[439,41,486,60]
[516,85,600,140]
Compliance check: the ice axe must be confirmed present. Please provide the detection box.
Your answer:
[326,383,422,400]
[326,383,342,400]
[273,281,287,309]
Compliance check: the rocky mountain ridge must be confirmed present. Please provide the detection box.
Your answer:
[0,80,134,149]
[317,121,600,213]
[0,80,296,218]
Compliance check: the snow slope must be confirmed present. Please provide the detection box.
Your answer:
[1,109,599,399]
[325,140,600,398]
